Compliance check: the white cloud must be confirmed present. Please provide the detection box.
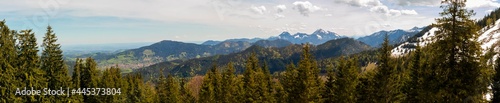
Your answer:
[325,14,333,17]
[275,14,285,19]
[387,0,440,6]
[466,0,500,8]
[401,10,418,15]
[293,1,322,16]
[335,0,383,7]
[276,5,287,13]
[370,6,418,16]
[250,5,267,15]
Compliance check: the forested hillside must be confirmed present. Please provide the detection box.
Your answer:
[135,38,372,78]
[2,0,500,102]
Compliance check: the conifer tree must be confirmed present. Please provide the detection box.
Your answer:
[157,70,181,103]
[221,62,239,102]
[80,57,100,102]
[40,25,72,102]
[492,56,500,102]
[372,35,404,102]
[282,44,321,103]
[326,57,359,103]
[99,66,125,102]
[71,58,83,102]
[426,0,489,101]
[0,20,21,102]
[199,65,218,103]
[16,29,47,102]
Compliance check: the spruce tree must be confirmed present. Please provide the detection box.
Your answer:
[71,58,83,102]
[0,20,21,102]
[199,65,218,103]
[221,62,239,103]
[17,29,47,102]
[80,57,100,102]
[427,0,489,101]
[372,35,404,102]
[492,56,500,102]
[326,57,359,103]
[40,25,72,102]
[281,44,321,103]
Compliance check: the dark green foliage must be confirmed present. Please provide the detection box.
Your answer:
[493,56,500,102]
[281,44,322,103]
[80,57,100,102]
[324,57,359,103]
[99,66,126,102]
[198,65,220,103]
[16,29,47,102]
[157,71,181,103]
[242,53,273,102]
[220,62,240,103]
[0,20,21,102]
[372,35,405,102]
[72,58,84,102]
[422,0,490,102]
[40,25,72,102]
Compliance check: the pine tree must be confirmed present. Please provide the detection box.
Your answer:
[40,25,72,102]
[372,35,404,102]
[0,20,21,102]
[281,44,322,103]
[221,62,239,103]
[426,0,489,101]
[16,29,47,102]
[71,58,83,102]
[80,57,100,102]
[492,56,500,102]
[157,69,169,103]
[157,70,181,103]
[99,66,125,102]
[199,65,218,103]
[242,52,273,102]
[325,57,359,103]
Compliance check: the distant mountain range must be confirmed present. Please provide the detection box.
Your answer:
[80,39,293,69]
[268,29,346,45]
[357,27,424,47]
[135,38,372,78]
[202,29,346,46]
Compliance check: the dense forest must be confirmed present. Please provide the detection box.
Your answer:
[2,0,500,102]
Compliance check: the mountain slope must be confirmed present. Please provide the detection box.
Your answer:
[135,38,372,78]
[392,19,500,56]
[357,27,424,47]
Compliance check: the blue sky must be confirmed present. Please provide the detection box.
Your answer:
[1,0,499,45]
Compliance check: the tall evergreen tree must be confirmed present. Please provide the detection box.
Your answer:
[325,57,359,103]
[71,58,83,102]
[16,29,47,102]
[157,70,181,103]
[0,20,21,102]
[426,0,489,101]
[80,57,100,102]
[493,56,500,102]
[40,25,72,102]
[199,65,219,103]
[372,35,404,102]
[281,44,322,103]
[221,62,239,103]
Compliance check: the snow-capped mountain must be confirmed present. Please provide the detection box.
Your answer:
[269,29,346,45]
[392,19,500,56]
[357,27,424,47]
